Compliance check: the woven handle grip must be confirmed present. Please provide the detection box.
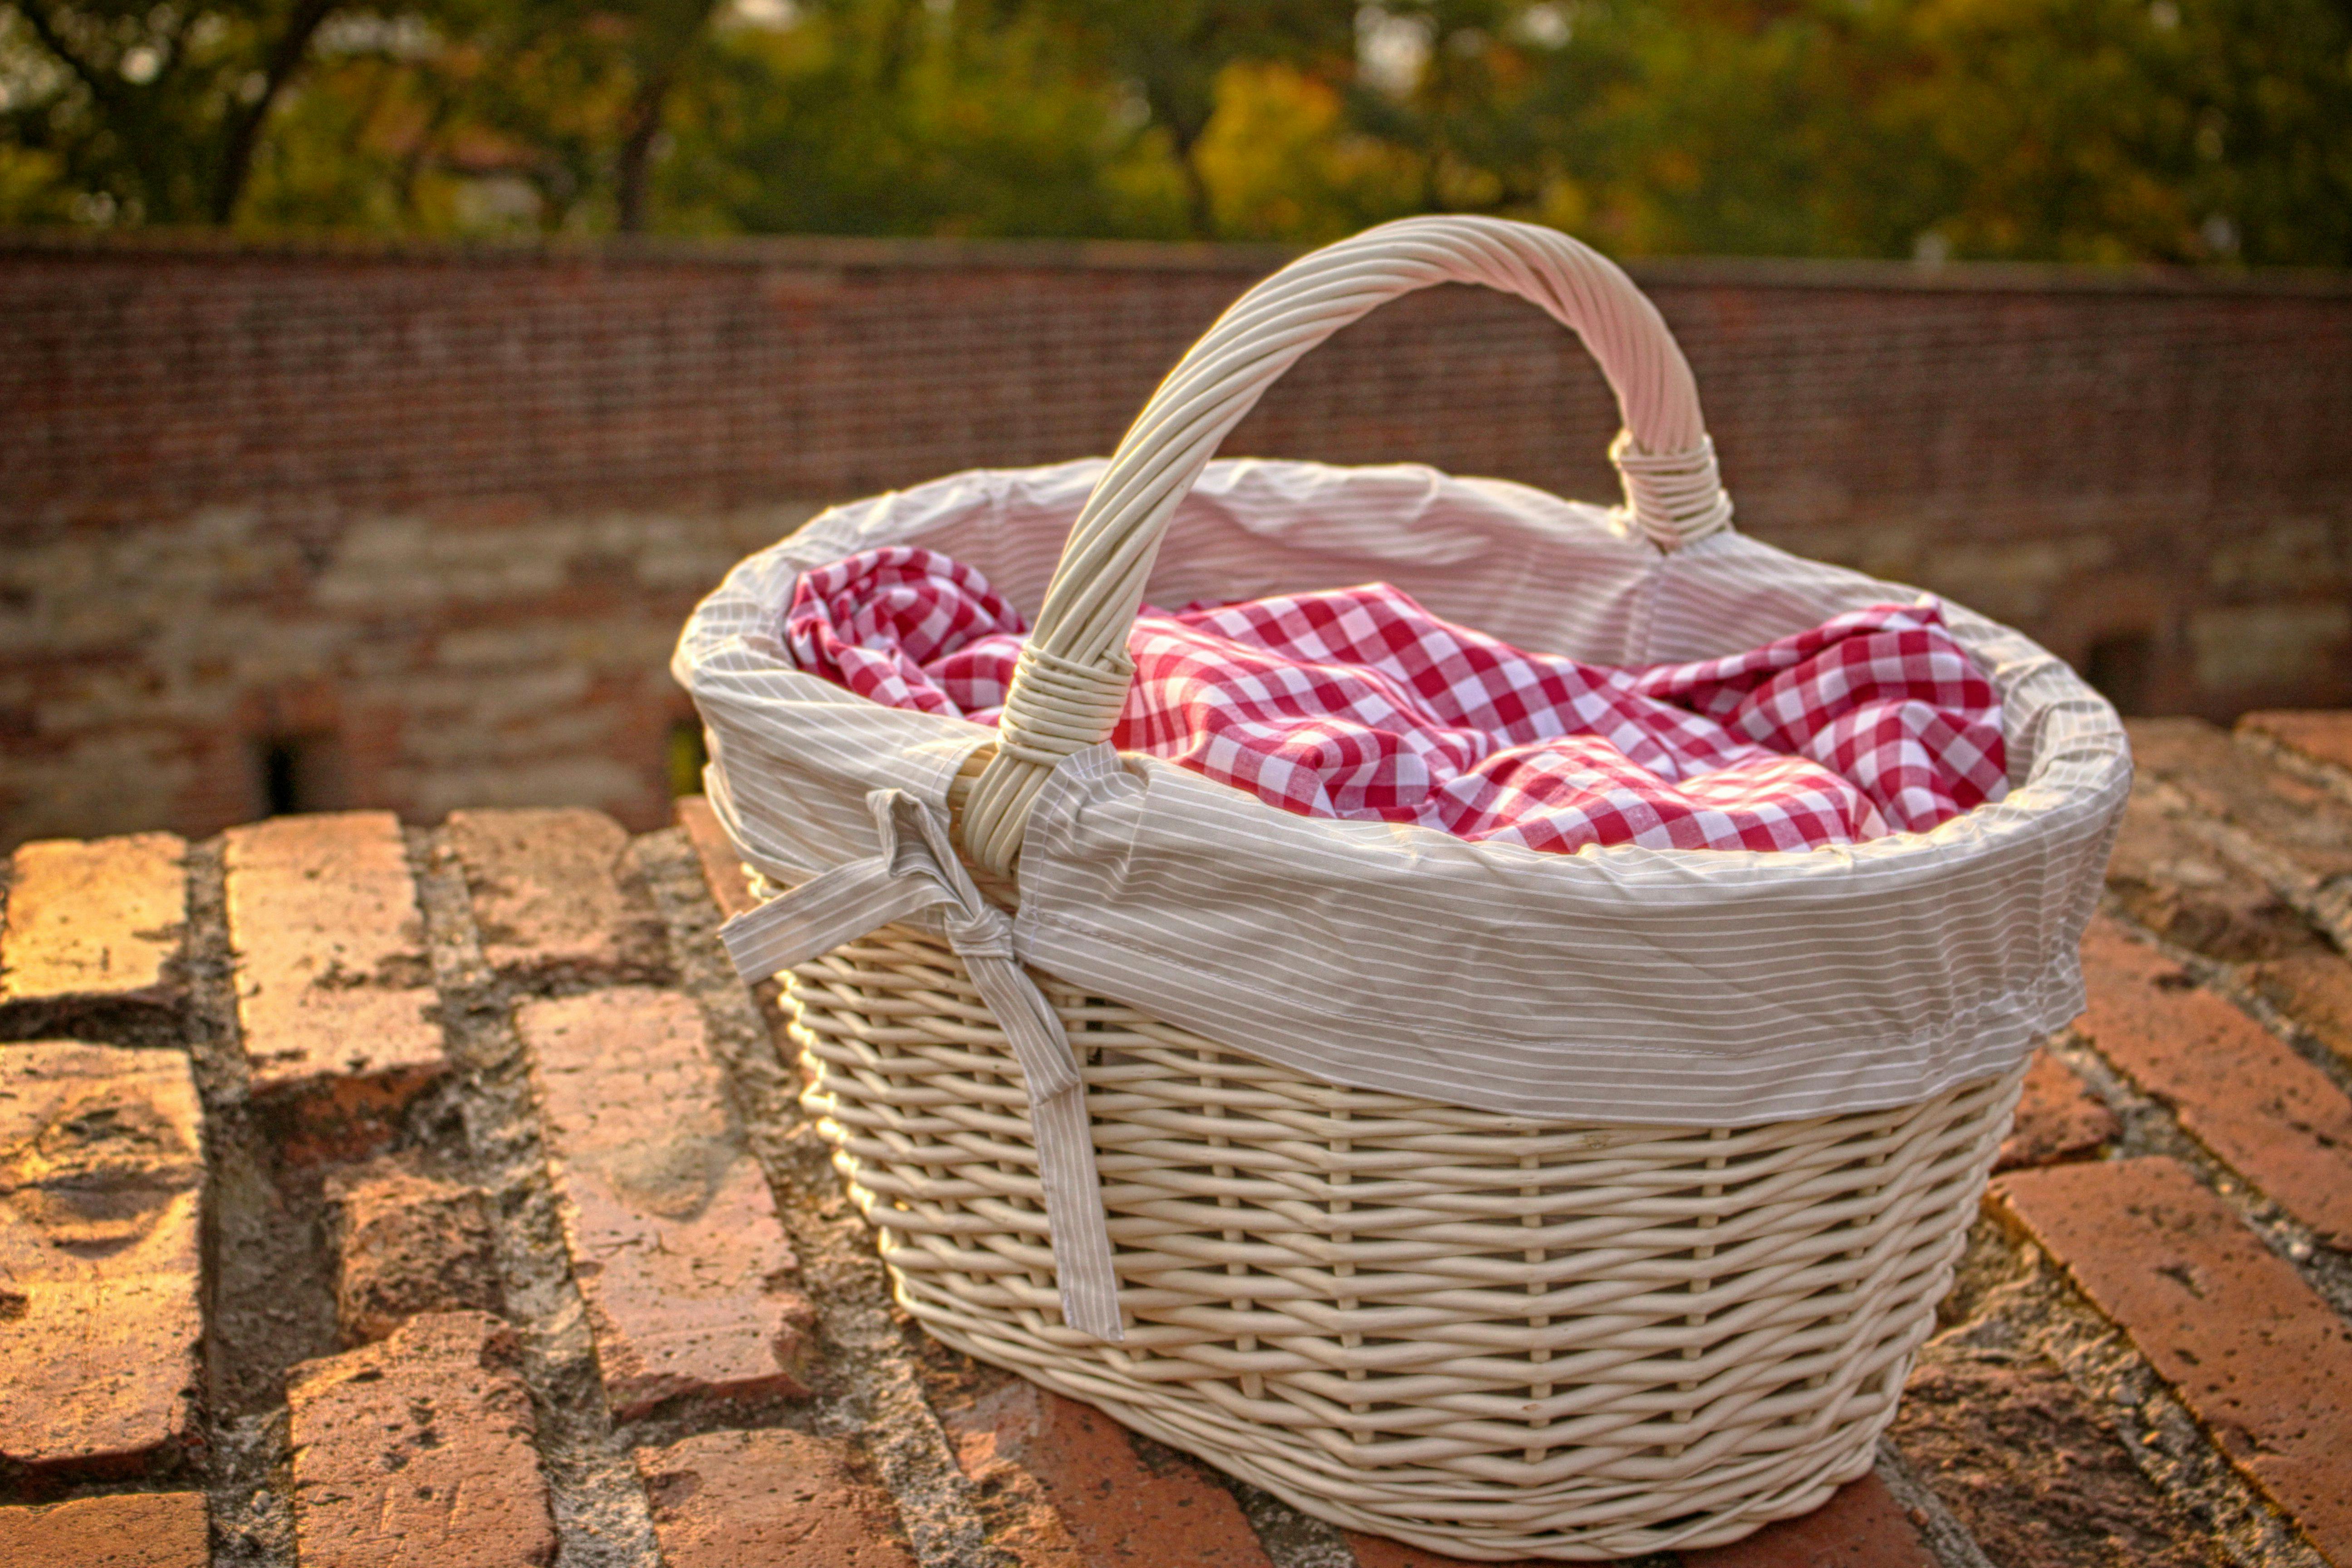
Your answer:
[959,215,1732,876]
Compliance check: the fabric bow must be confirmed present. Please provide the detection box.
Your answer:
[717,789,1122,1341]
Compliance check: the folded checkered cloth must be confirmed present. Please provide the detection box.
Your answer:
[785,546,2006,853]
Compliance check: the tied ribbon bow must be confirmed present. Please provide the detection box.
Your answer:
[717,789,1122,1342]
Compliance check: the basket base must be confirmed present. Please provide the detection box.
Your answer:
[784,930,2025,1560]
[912,1304,1896,1561]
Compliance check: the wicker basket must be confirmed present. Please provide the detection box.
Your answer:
[779,922,2023,1560]
[686,216,2118,1559]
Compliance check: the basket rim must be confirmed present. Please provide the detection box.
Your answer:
[688,453,2128,890]
[681,454,2127,1134]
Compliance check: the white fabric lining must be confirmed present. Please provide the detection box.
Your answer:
[676,456,2128,1131]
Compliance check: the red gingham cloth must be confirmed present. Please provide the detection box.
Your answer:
[784,547,2007,853]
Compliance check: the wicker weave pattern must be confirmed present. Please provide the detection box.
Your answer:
[781,924,2024,1560]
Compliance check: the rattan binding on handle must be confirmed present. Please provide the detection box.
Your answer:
[959,214,1736,877]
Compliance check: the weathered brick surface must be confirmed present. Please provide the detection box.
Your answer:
[2249,951,2352,1069]
[2104,780,2320,963]
[2078,916,2352,1245]
[1891,1354,2214,1568]
[0,833,185,1014]
[1343,1532,1555,1567]
[287,1309,556,1568]
[946,1380,1274,1566]
[447,808,671,985]
[635,1427,920,1568]
[0,1491,209,1567]
[8,738,2352,1568]
[2242,710,2352,779]
[1343,1476,1947,1568]
[224,811,445,1158]
[1994,1048,2117,1171]
[676,794,763,920]
[2102,779,2352,1069]
[1992,1157,2352,1563]
[325,1156,501,1346]
[516,986,812,1416]
[2130,718,2352,897]
[1677,1475,1936,1567]
[0,1042,202,1473]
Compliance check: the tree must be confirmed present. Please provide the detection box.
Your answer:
[1318,0,2352,264]
[1886,0,2352,263]
[2,0,733,230]
[605,0,724,229]
[1024,0,1357,236]
[658,0,1190,238]
[2,0,348,222]
[6,0,2348,262]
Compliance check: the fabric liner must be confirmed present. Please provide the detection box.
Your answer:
[676,456,2130,1129]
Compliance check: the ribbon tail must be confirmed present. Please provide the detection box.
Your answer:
[968,954,1124,1343]
[1031,1082,1124,1341]
[725,789,1125,1344]
[719,856,938,984]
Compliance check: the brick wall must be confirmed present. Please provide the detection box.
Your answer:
[5,232,2348,848]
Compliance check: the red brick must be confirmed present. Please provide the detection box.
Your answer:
[0,1042,202,1473]
[325,1156,500,1346]
[1343,1530,1566,1565]
[1994,1048,2117,1171]
[446,808,671,984]
[1345,1489,1960,1568]
[1676,1476,1936,1568]
[287,1309,556,1568]
[2241,710,2352,780]
[634,1427,919,1568]
[676,795,762,920]
[0,1491,209,1567]
[2078,917,2352,1245]
[2104,784,2318,963]
[224,812,445,1160]
[0,833,185,1008]
[2248,951,2352,1071]
[1890,1354,2214,1568]
[515,987,811,1416]
[1992,1157,2352,1563]
[2128,718,2352,886]
[945,1380,1274,1567]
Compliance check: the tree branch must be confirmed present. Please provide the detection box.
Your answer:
[613,62,672,233]
[208,0,343,222]
[13,0,130,115]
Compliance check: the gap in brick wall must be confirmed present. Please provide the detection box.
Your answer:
[2083,631,2158,716]
[252,734,342,819]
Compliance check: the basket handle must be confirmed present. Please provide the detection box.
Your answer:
[959,215,1733,877]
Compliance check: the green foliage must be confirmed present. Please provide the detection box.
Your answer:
[4,0,2348,262]
[1,0,343,222]
[1024,0,1357,231]
[658,1,1190,237]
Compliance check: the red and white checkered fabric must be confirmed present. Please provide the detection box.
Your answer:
[784,546,2007,853]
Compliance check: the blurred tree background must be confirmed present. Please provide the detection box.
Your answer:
[2,0,2347,261]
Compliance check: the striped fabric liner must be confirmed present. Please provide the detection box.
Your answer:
[677,456,2129,1130]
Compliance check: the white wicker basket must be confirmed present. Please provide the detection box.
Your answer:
[688,216,2116,1559]
[780,925,2024,1559]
